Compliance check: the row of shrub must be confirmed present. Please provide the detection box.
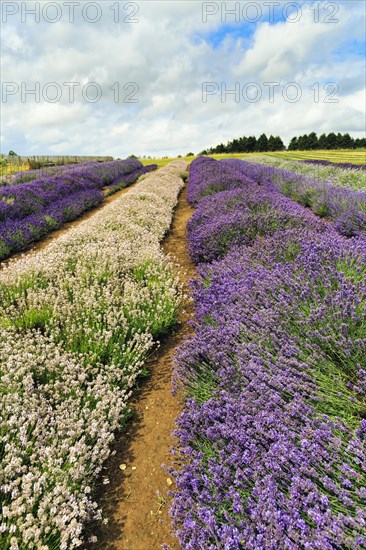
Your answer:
[251,155,366,191]
[170,157,366,549]
[223,159,366,237]
[0,159,157,260]
[0,160,187,549]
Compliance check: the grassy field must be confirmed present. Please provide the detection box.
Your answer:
[0,161,30,176]
[141,149,366,167]
[141,153,262,167]
[263,149,366,164]
[0,156,114,177]
[139,157,184,168]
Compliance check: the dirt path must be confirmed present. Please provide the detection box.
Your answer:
[0,184,136,270]
[92,186,195,550]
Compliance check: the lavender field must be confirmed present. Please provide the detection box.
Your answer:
[0,160,187,548]
[170,157,366,549]
[0,159,157,260]
[0,154,366,548]
[2,0,366,546]
[253,156,366,191]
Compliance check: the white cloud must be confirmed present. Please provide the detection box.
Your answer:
[0,0,365,156]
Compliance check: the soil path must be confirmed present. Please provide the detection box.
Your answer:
[92,185,195,550]
[0,184,137,270]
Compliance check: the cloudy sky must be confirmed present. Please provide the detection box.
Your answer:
[1,0,365,157]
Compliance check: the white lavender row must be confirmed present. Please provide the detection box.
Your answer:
[0,160,187,550]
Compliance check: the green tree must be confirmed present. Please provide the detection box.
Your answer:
[288,137,299,150]
[230,138,240,152]
[354,138,366,148]
[308,132,319,150]
[298,134,310,150]
[326,132,337,149]
[336,133,344,149]
[273,136,285,150]
[216,143,226,154]
[267,135,277,151]
[257,133,269,152]
[247,136,257,152]
[342,133,354,149]
[236,136,247,152]
[318,133,328,149]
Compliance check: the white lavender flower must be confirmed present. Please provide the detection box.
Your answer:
[0,161,187,548]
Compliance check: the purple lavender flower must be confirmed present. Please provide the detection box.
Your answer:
[301,159,366,171]
[170,157,366,549]
[0,159,143,259]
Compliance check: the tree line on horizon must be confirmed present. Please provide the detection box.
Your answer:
[200,132,366,155]
[288,132,366,150]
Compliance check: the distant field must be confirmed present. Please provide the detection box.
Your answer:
[263,149,366,164]
[140,153,263,168]
[0,155,114,177]
[141,149,366,167]
[0,161,30,176]
[140,157,192,168]
[2,150,364,176]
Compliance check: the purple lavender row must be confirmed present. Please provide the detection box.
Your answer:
[83,158,142,186]
[0,159,143,223]
[121,163,158,184]
[0,174,102,223]
[170,156,366,549]
[1,160,107,186]
[224,159,366,237]
[186,156,248,205]
[187,157,333,264]
[7,161,101,185]
[301,159,366,171]
[0,159,143,260]
[105,163,158,188]
[8,158,143,186]
[0,189,103,259]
